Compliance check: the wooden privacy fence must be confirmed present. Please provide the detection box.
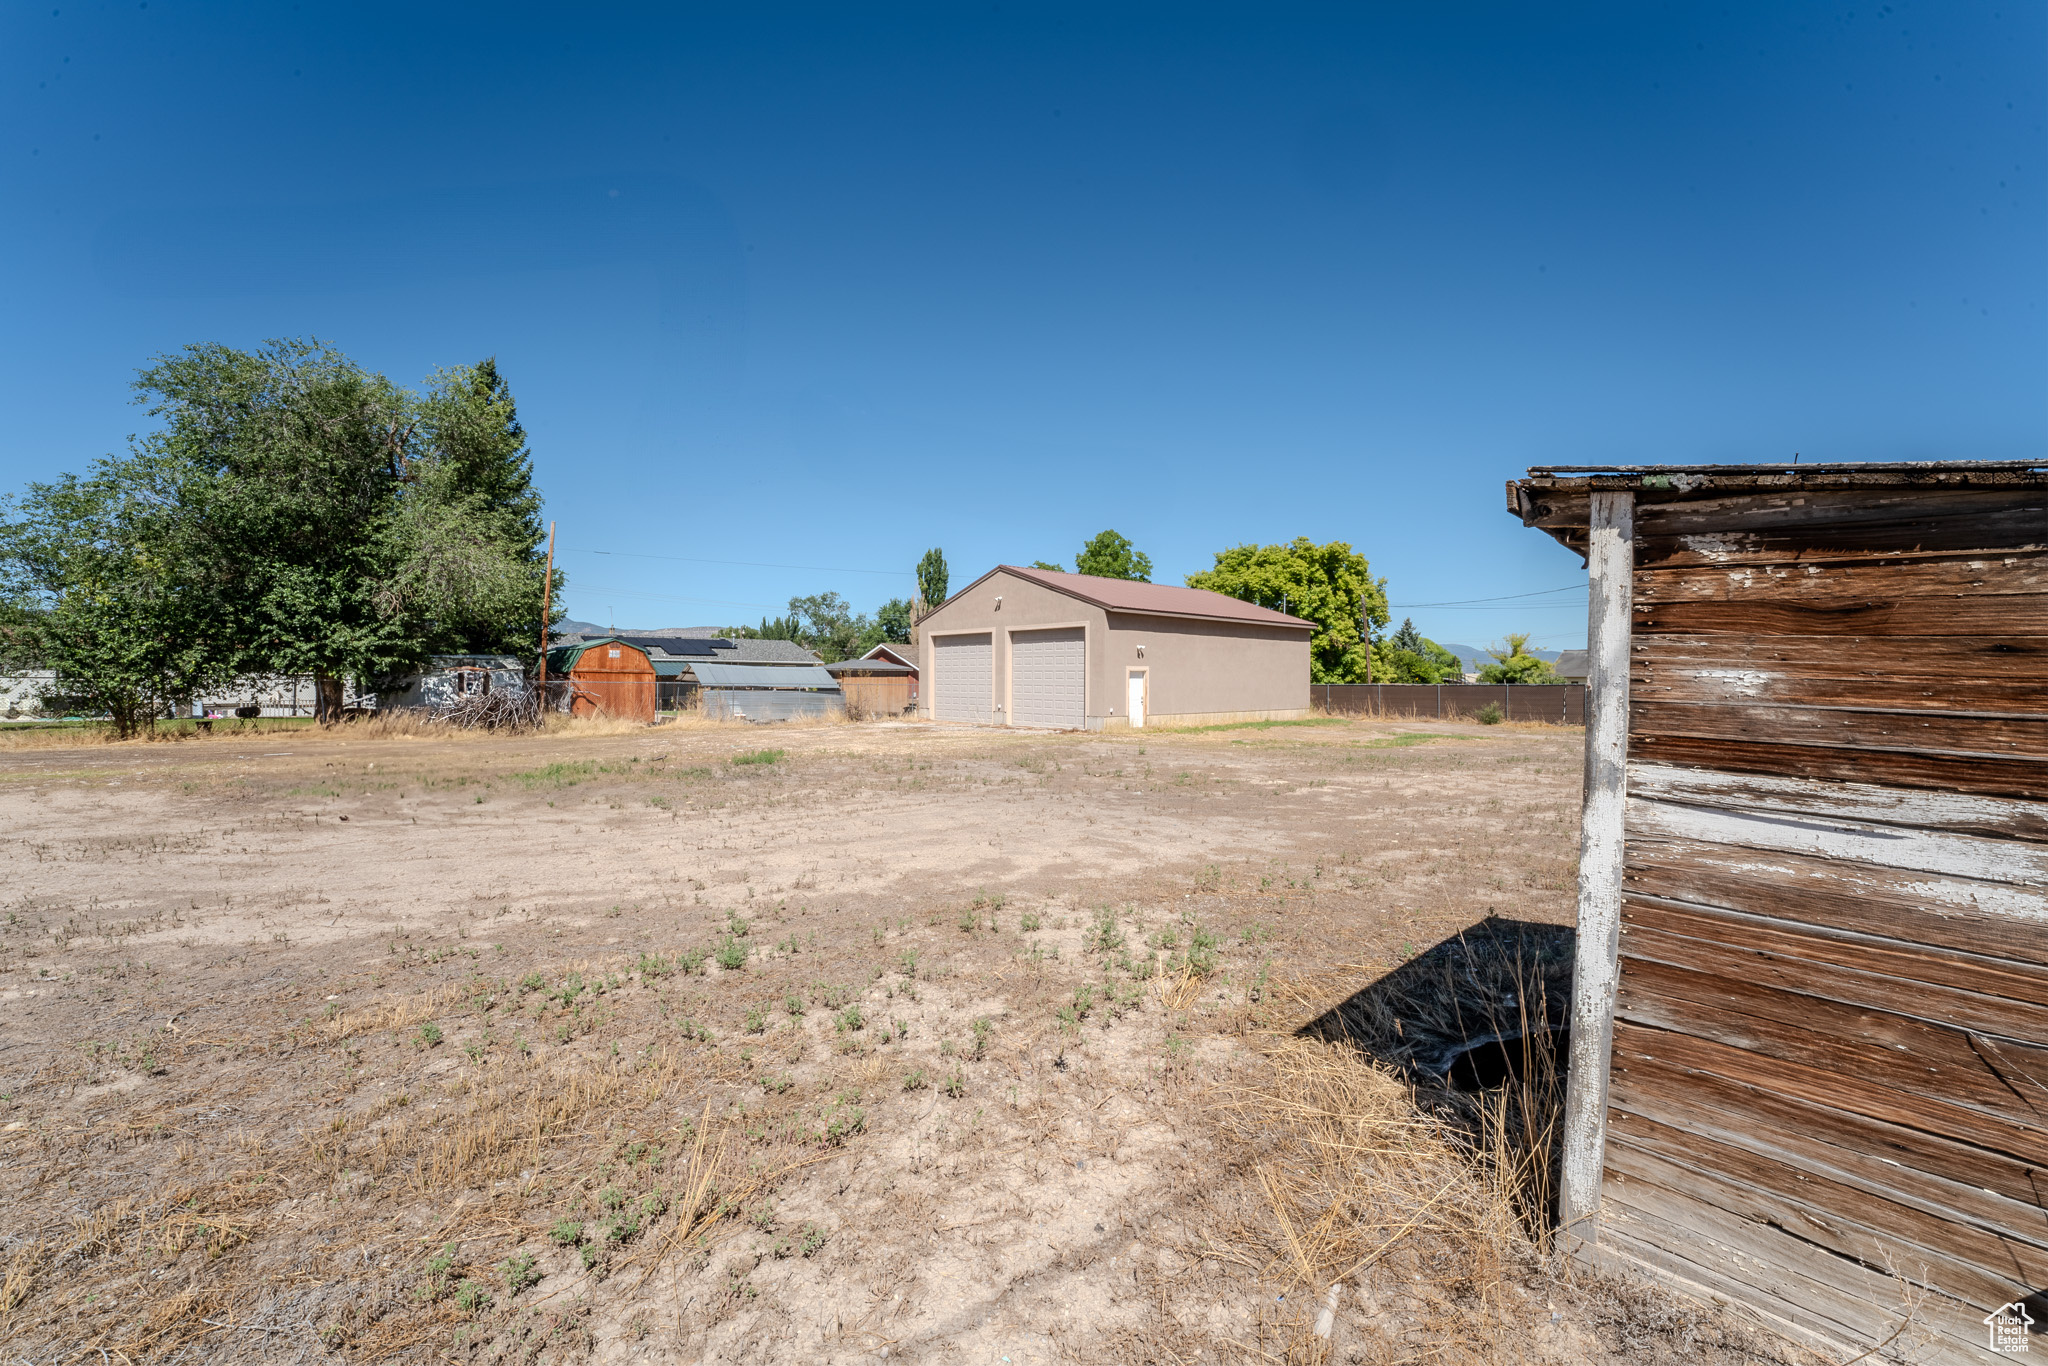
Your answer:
[839,675,915,717]
[1315,683,1585,724]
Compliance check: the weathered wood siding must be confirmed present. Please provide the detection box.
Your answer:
[1600,485,2048,1362]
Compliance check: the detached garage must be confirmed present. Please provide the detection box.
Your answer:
[917,565,1313,730]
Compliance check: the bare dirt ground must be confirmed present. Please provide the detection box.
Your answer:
[0,715,1817,1365]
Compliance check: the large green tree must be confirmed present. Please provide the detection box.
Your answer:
[1185,538,1388,683]
[1,340,559,728]
[1375,617,1464,684]
[916,548,949,611]
[0,453,238,735]
[381,358,558,659]
[1477,633,1561,684]
[1074,529,1151,581]
[872,596,914,645]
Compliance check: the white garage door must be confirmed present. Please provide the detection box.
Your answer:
[1010,627,1085,729]
[932,633,992,723]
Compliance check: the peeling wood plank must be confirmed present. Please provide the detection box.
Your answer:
[1600,1185,1982,1364]
[1633,632,2048,685]
[1625,838,2048,967]
[1628,732,2048,800]
[1627,761,2048,841]
[1631,698,2048,757]
[1620,913,2048,1043]
[1560,490,1633,1251]
[1632,668,2048,715]
[1606,1113,2048,1306]
[1621,895,2048,1011]
[1635,554,2048,603]
[1611,1019,2048,1169]
[1604,1128,2039,1328]
[1613,1049,2048,1224]
[1615,965,2048,1132]
[1631,594,2048,637]
[1631,486,2047,537]
[1626,793,2048,885]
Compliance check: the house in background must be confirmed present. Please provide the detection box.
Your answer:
[1551,649,1590,683]
[827,657,916,715]
[385,656,528,711]
[914,565,1312,730]
[861,642,919,702]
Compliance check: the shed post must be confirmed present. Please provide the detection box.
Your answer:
[1558,490,1633,1257]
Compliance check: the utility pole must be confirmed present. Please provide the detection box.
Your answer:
[537,521,557,693]
[1362,596,1372,684]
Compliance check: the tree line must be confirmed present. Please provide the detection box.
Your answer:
[0,340,555,733]
[748,529,1561,684]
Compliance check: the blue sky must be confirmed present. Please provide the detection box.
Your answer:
[5,3,2042,650]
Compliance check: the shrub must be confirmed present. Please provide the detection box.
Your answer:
[714,936,747,971]
[501,1253,540,1294]
[1475,701,1504,725]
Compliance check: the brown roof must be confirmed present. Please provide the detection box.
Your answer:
[992,565,1315,630]
[862,643,918,668]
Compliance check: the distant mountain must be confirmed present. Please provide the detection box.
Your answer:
[1437,642,1563,672]
[555,620,726,639]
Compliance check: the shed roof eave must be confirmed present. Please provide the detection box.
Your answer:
[1099,604,1317,631]
[924,564,1317,631]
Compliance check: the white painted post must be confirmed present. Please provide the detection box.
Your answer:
[1559,490,1633,1259]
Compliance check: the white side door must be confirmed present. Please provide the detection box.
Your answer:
[1127,670,1146,728]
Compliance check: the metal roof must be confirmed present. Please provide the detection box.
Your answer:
[826,660,914,676]
[560,635,822,666]
[544,638,652,673]
[939,566,1315,630]
[689,662,841,690]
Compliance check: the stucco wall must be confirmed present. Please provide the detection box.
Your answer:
[1101,611,1309,721]
[918,571,1107,723]
[918,569,1310,726]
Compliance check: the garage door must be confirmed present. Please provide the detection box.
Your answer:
[932,633,992,723]
[1010,627,1085,729]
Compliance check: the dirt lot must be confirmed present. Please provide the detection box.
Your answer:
[0,715,1815,1365]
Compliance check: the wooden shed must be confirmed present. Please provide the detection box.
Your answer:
[826,659,915,717]
[1510,461,2047,1363]
[543,637,657,723]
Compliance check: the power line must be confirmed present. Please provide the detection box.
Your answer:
[563,583,783,612]
[1390,582,1587,608]
[569,548,915,577]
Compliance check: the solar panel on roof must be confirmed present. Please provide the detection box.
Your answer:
[614,636,720,657]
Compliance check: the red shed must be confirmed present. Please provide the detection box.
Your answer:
[543,638,657,723]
